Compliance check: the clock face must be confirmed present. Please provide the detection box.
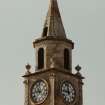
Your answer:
[31,79,48,104]
[61,81,75,103]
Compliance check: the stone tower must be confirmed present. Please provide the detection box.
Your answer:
[23,0,84,105]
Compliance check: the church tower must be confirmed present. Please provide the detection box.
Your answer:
[23,0,84,105]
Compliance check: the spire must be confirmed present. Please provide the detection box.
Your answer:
[42,0,66,38]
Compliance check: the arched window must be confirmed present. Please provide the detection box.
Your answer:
[42,27,48,37]
[64,48,70,70]
[38,48,44,69]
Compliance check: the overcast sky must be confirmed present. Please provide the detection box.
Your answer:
[0,0,105,105]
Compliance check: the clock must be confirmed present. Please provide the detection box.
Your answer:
[31,79,48,104]
[61,81,75,103]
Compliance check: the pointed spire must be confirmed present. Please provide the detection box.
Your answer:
[42,0,66,38]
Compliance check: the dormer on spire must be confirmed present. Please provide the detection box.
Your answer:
[42,0,66,38]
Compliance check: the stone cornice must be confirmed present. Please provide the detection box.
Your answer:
[33,36,74,49]
[22,67,82,80]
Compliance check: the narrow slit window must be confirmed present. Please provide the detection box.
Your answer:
[64,48,70,70]
[42,27,48,37]
[38,48,44,69]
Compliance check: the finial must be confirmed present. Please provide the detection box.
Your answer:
[25,63,31,75]
[75,65,82,72]
[75,65,84,79]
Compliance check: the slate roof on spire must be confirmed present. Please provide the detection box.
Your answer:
[42,0,66,38]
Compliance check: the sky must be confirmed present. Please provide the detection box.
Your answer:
[0,0,105,105]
